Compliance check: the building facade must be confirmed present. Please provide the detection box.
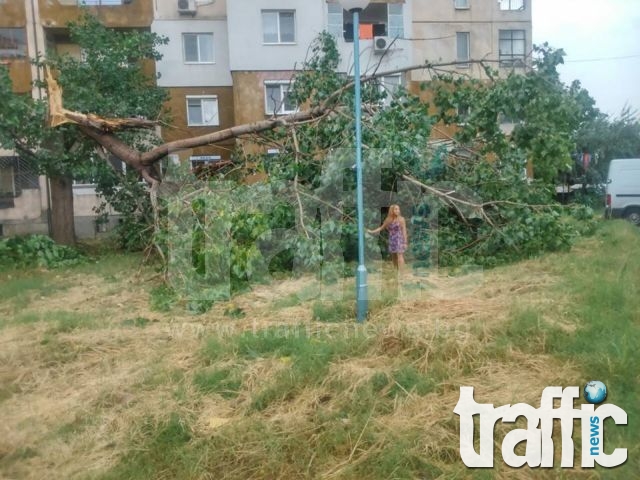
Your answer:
[0,0,532,238]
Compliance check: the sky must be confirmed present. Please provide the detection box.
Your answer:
[532,0,640,118]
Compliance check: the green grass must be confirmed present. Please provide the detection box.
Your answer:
[311,290,398,322]
[193,367,242,398]
[388,365,437,397]
[38,335,85,365]
[11,311,43,325]
[198,325,376,411]
[0,251,143,322]
[271,293,303,309]
[0,274,70,315]
[55,414,95,440]
[121,316,150,328]
[311,299,354,322]
[492,222,640,476]
[46,310,101,333]
[95,413,195,480]
[545,222,640,475]
[137,365,185,390]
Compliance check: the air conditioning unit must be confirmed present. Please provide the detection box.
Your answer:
[373,36,390,54]
[177,0,197,15]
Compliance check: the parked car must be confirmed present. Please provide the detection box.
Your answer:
[605,158,640,225]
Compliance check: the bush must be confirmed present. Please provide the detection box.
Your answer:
[0,235,86,269]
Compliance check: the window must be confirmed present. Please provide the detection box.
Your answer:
[187,96,219,126]
[378,74,402,106]
[341,3,404,41]
[499,0,525,10]
[183,33,214,63]
[456,32,470,67]
[387,4,404,39]
[499,30,526,67]
[78,0,125,5]
[262,10,296,44]
[327,4,343,38]
[265,82,296,115]
[454,0,470,9]
[0,165,16,199]
[190,155,221,169]
[0,28,27,59]
[457,104,471,124]
[0,156,39,202]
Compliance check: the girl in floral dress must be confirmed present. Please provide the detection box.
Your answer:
[367,204,408,270]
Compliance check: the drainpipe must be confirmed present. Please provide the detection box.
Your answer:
[29,0,43,100]
[28,0,51,234]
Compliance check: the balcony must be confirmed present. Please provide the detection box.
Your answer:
[38,0,153,29]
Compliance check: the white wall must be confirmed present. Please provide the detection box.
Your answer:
[153,19,233,87]
[227,0,326,71]
[227,0,413,74]
[155,0,226,20]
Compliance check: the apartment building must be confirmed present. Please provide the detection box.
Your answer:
[225,0,413,127]
[153,0,235,169]
[1,0,46,237]
[0,0,531,238]
[0,0,155,238]
[411,0,531,79]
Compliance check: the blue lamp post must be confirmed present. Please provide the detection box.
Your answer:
[339,0,370,322]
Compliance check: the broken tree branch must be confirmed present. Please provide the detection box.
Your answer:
[46,68,156,131]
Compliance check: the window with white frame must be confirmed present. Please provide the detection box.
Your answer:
[78,0,125,5]
[262,10,296,44]
[183,33,214,63]
[190,155,221,169]
[499,0,525,10]
[187,96,219,126]
[456,32,470,67]
[339,3,404,41]
[454,0,470,9]
[265,82,296,115]
[378,74,402,106]
[327,3,343,38]
[499,30,526,66]
[387,4,404,39]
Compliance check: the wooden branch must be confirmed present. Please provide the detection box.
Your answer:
[45,58,518,180]
[291,128,310,239]
[139,106,329,166]
[62,111,156,131]
[400,174,561,230]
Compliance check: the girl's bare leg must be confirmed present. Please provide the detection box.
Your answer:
[391,254,398,269]
[397,253,405,270]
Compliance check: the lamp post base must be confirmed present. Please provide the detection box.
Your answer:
[356,264,368,322]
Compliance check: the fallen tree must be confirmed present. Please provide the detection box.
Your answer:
[3,20,599,300]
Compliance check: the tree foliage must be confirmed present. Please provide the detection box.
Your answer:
[160,34,597,309]
[574,106,640,174]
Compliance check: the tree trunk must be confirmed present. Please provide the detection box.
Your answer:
[49,175,76,245]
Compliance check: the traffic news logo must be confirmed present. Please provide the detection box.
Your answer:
[454,384,628,468]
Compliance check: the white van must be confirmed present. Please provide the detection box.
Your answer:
[605,158,640,225]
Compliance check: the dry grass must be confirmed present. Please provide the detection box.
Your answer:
[2,236,629,479]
